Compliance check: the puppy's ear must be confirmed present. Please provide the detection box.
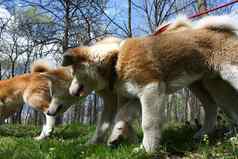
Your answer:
[99,50,118,90]
[103,50,118,66]
[62,51,74,66]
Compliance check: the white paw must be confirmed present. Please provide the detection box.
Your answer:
[132,145,144,153]
[34,136,44,140]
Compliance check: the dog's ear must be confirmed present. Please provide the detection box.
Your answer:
[103,50,118,66]
[62,50,74,66]
[98,50,118,90]
[62,48,90,66]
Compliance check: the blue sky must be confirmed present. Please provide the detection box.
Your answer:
[1,0,238,36]
[106,0,238,36]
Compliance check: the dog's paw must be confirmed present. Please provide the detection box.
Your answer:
[34,136,44,140]
[132,145,145,153]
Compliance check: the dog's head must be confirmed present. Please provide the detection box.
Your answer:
[107,121,130,147]
[62,37,122,96]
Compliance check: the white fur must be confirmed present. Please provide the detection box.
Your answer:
[123,81,141,97]
[220,64,238,91]
[47,97,60,115]
[31,58,56,73]
[194,15,238,31]
[167,15,191,30]
[35,114,55,140]
[108,99,140,145]
[89,37,122,62]
[100,122,110,132]
[155,15,191,32]
[48,81,53,97]
[119,40,126,48]
[139,82,167,152]
[157,15,238,34]
[69,77,80,96]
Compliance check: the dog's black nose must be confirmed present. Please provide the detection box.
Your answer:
[108,135,123,149]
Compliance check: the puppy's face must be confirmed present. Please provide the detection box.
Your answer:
[62,48,107,96]
[69,76,90,96]
[107,121,130,147]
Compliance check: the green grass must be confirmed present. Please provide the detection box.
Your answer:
[0,123,237,159]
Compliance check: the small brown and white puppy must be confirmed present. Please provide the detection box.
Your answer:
[62,15,238,153]
[65,37,124,144]
[60,18,211,146]
[0,60,79,140]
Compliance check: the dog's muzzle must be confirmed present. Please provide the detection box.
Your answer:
[108,134,124,149]
[71,84,85,97]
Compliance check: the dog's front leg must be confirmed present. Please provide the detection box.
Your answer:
[139,82,166,153]
[189,81,217,140]
[88,91,117,144]
[47,97,61,116]
[107,99,140,147]
[35,114,55,140]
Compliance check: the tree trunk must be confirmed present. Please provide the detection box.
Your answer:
[0,63,1,80]
[128,0,132,37]
[92,94,97,124]
[63,0,70,52]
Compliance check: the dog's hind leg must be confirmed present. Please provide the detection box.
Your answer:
[88,90,118,144]
[203,77,238,124]
[189,81,218,140]
[35,114,55,140]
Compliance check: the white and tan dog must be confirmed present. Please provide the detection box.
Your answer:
[0,60,80,140]
[62,15,238,153]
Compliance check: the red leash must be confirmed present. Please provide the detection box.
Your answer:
[153,0,238,36]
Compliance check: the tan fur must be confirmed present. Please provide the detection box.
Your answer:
[0,61,77,139]
[62,16,238,152]
[31,59,52,73]
[0,68,72,115]
[116,29,237,85]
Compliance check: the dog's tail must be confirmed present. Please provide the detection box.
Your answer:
[194,15,238,33]
[155,16,192,33]
[31,59,52,73]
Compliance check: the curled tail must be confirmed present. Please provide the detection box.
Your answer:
[155,16,192,33]
[194,15,238,33]
[166,16,192,31]
[31,59,52,73]
[156,15,237,34]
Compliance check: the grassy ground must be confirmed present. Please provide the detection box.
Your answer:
[0,123,237,159]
